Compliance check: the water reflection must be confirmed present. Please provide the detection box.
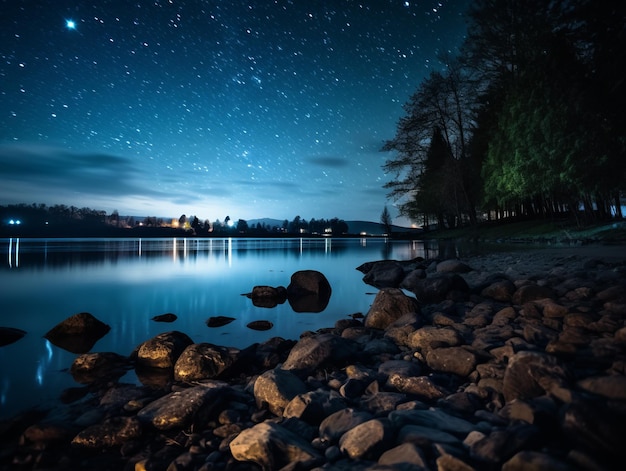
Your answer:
[1,236,446,419]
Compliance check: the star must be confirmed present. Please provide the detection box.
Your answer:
[65,19,76,30]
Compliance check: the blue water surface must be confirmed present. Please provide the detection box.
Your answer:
[0,237,438,419]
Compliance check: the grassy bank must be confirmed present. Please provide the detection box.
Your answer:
[417,218,626,245]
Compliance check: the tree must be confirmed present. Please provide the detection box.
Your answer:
[380,206,393,235]
[382,59,477,227]
[236,219,248,233]
[191,216,200,232]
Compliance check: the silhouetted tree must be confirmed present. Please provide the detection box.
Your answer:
[236,219,248,233]
[380,206,393,235]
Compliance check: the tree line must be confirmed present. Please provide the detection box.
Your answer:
[0,203,350,236]
[382,0,625,229]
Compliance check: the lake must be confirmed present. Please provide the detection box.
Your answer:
[0,236,444,419]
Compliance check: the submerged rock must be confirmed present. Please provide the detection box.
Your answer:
[44,312,110,353]
[247,320,273,331]
[206,315,236,327]
[0,326,26,347]
[151,313,177,322]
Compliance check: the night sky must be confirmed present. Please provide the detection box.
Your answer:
[1,1,469,224]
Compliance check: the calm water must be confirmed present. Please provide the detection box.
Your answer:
[0,237,442,419]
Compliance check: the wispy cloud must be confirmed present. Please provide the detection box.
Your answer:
[305,156,350,168]
[0,143,169,209]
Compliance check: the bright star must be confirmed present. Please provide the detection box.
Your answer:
[65,19,76,30]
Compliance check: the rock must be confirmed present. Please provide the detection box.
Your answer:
[135,331,193,369]
[247,285,287,308]
[512,284,555,304]
[364,288,420,330]
[408,273,470,303]
[151,313,177,322]
[283,390,346,425]
[44,312,110,353]
[282,332,357,376]
[502,351,569,402]
[229,422,323,470]
[562,398,626,461]
[407,325,464,352]
[286,270,332,312]
[377,359,422,380]
[287,269,331,296]
[384,312,423,347]
[389,408,477,435]
[253,368,308,416]
[426,346,479,377]
[378,442,428,468]
[70,352,130,384]
[22,423,73,446]
[436,259,472,273]
[71,416,142,449]
[206,316,236,327]
[247,320,274,331]
[469,424,540,465]
[0,326,26,346]
[137,382,228,430]
[173,343,234,381]
[338,418,395,461]
[502,450,576,471]
[577,375,626,401]
[398,424,461,447]
[319,408,374,443]
[250,285,287,298]
[361,260,406,288]
[481,280,516,302]
[387,374,449,400]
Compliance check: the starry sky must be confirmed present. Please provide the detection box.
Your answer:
[0,0,469,224]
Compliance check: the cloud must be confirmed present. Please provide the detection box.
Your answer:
[304,156,350,168]
[0,143,167,204]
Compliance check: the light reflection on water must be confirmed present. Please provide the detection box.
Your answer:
[0,237,439,419]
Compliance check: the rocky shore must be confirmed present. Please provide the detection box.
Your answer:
[1,246,626,471]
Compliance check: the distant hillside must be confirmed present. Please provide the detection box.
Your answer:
[246,218,421,235]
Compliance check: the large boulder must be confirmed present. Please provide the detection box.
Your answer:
[286,270,332,312]
[173,343,234,381]
[135,331,193,369]
[364,288,420,330]
[230,422,323,470]
[253,368,308,416]
[44,312,110,353]
[361,260,406,288]
[281,333,358,376]
[137,382,228,430]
